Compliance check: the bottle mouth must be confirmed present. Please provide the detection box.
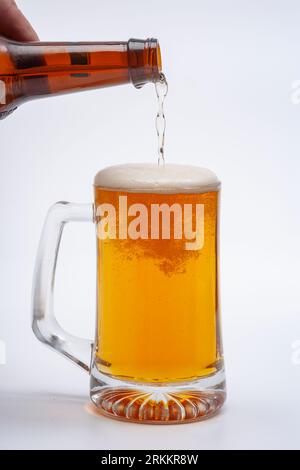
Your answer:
[128,38,162,88]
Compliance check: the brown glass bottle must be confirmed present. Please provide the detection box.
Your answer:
[0,37,162,119]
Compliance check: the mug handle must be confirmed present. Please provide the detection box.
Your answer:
[32,202,94,373]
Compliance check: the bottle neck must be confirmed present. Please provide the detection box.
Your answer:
[128,38,162,88]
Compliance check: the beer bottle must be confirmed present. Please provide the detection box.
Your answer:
[0,37,162,119]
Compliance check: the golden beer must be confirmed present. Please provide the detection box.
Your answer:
[94,164,223,385]
[32,162,225,424]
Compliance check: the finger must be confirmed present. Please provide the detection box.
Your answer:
[0,0,39,41]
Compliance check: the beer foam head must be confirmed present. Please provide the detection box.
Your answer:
[94,163,220,193]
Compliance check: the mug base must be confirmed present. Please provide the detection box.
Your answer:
[90,369,226,424]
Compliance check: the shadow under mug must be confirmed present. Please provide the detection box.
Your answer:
[32,163,226,424]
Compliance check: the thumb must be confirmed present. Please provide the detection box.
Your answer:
[0,0,39,41]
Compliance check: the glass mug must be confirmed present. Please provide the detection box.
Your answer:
[32,163,226,424]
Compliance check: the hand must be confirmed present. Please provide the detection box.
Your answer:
[0,0,38,41]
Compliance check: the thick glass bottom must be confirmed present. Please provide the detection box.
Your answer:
[90,368,226,424]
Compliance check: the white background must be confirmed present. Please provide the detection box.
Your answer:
[0,0,300,450]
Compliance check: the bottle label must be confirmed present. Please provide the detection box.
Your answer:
[0,80,6,104]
